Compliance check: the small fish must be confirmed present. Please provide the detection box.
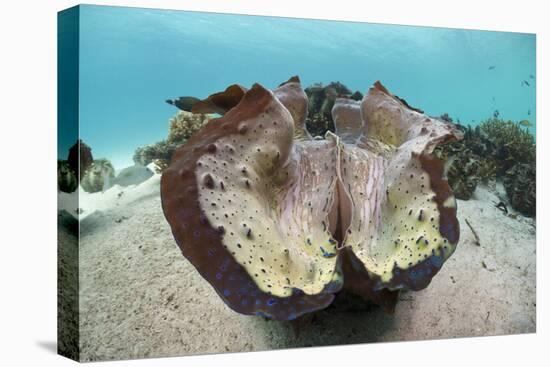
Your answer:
[529,74,534,79]
[493,109,500,119]
[528,109,531,116]
[518,119,533,128]
[488,65,496,70]
[166,96,201,112]
[492,96,495,102]
[521,80,530,87]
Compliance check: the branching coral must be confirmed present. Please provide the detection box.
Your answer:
[479,118,536,174]
[133,111,211,171]
[167,111,211,143]
[160,77,461,320]
[434,116,535,210]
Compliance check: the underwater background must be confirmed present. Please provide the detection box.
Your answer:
[61,5,535,170]
[56,6,537,361]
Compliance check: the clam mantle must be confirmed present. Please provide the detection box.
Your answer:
[160,77,462,320]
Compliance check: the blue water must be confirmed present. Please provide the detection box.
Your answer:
[67,5,536,170]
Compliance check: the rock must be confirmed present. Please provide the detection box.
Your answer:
[112,165,154,187]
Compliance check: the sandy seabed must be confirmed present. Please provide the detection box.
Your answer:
[58,174,536,361]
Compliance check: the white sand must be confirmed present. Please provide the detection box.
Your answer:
[58,164,161,220]
[71,176,535,361]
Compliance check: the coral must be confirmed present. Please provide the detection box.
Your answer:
[80,159,115,193]
[133,140,178,167]
[443,150,480,200]
[57,160,78,193]
[160,78,461,320]
[434,117,535,205]
[167,111,211,143]
[304,81,363,137]
[477,158,498,185]
[438,113,453,123]
[304,113,333,138]
[503,163,536,217]
[133,111,210,169]
[152,159,168,174]
[67,139,93,179]
[433,128,482,200]
[479,118,535,174]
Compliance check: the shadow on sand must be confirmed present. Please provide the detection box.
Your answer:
[253,292,398,350]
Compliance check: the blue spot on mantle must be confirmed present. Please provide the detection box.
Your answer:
[431,256,443,268]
